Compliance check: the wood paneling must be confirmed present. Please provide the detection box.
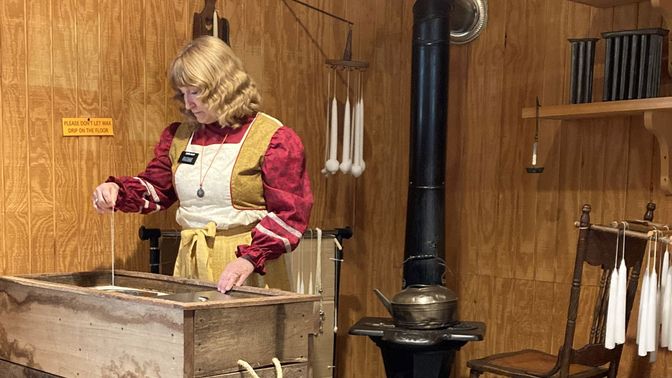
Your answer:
[3,0,672,377]
[52,0,79,273]
[27,0,55,274]
[454,0,672,377]
[77,0,102,271]
[1,0,29,276]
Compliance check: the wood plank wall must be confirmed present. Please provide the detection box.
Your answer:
[0,0,359,274]
[2,0,672,377]
[451,1,672,378]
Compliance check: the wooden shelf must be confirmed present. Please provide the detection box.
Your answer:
[521,97,672,120]
[522,97,672,194]
[567,0,647,6]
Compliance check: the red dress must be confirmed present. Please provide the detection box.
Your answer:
[108,113,313,275]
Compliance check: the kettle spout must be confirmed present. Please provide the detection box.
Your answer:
[373,288,393,315]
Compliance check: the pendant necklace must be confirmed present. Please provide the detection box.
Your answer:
[197,132,228,198]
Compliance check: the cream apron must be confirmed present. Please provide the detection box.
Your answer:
[171,129,289,290]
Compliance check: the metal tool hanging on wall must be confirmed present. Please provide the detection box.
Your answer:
[193,0,230,44]
[526,97,544,174]
[288,0,369,178]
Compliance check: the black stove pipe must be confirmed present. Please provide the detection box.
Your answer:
[403,0,451,287]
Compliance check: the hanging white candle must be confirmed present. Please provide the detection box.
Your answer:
[353,72,361,174]
[359,72,366,172]
[648,237,659,353]
[351,97,363,178]
[349,97,357,167]
[351,71,364,177]
[638,239,652,356]
[663,243,672,347]
[605,267,618,349]
[606,230,620,348]
[325,96,340,173]
[666,268,672,351]
[614,259,627,344]
[359,91,366,172]
[662,242,669,295]
[340,71,352,174]
[638,264,650,356]
[316,228,322,294]
[322,70,334,176]
[615,226,627,344]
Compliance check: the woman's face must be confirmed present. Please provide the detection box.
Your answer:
[180,86,218,124]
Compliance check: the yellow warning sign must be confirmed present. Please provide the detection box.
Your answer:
[62,118,114,136]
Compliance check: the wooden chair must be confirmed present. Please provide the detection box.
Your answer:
[467,203,656,378]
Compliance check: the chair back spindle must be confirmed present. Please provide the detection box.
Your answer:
[467,203,656,378]
[560,205,652,377]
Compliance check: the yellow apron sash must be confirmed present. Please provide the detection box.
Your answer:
[173,222,216,281]
[173,222,290,290]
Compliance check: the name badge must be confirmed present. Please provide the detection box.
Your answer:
[178,151,199,165]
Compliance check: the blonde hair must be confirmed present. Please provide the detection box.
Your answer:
[169,36,262,127]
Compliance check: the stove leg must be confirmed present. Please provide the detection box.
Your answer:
[374,341,457,378]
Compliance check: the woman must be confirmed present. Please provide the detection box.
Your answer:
[92,36,312,293]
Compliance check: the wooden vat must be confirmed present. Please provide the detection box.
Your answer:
[0,270,319,377]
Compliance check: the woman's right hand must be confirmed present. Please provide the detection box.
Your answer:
[92,182,120,214]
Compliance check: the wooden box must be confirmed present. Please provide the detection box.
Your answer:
[0,270,319,377]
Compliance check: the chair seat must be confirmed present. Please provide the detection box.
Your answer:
[467,349,609,378]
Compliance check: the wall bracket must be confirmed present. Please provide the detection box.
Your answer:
[644,110,672,193]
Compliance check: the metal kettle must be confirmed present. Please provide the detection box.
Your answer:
[373,284,458,329]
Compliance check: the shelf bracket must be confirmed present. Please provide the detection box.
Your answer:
[644,110,672,194]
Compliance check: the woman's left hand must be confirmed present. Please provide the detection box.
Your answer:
[217,257,254,293]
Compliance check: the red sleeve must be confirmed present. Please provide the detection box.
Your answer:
[107,123,180,213]
[236,126,313,274]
